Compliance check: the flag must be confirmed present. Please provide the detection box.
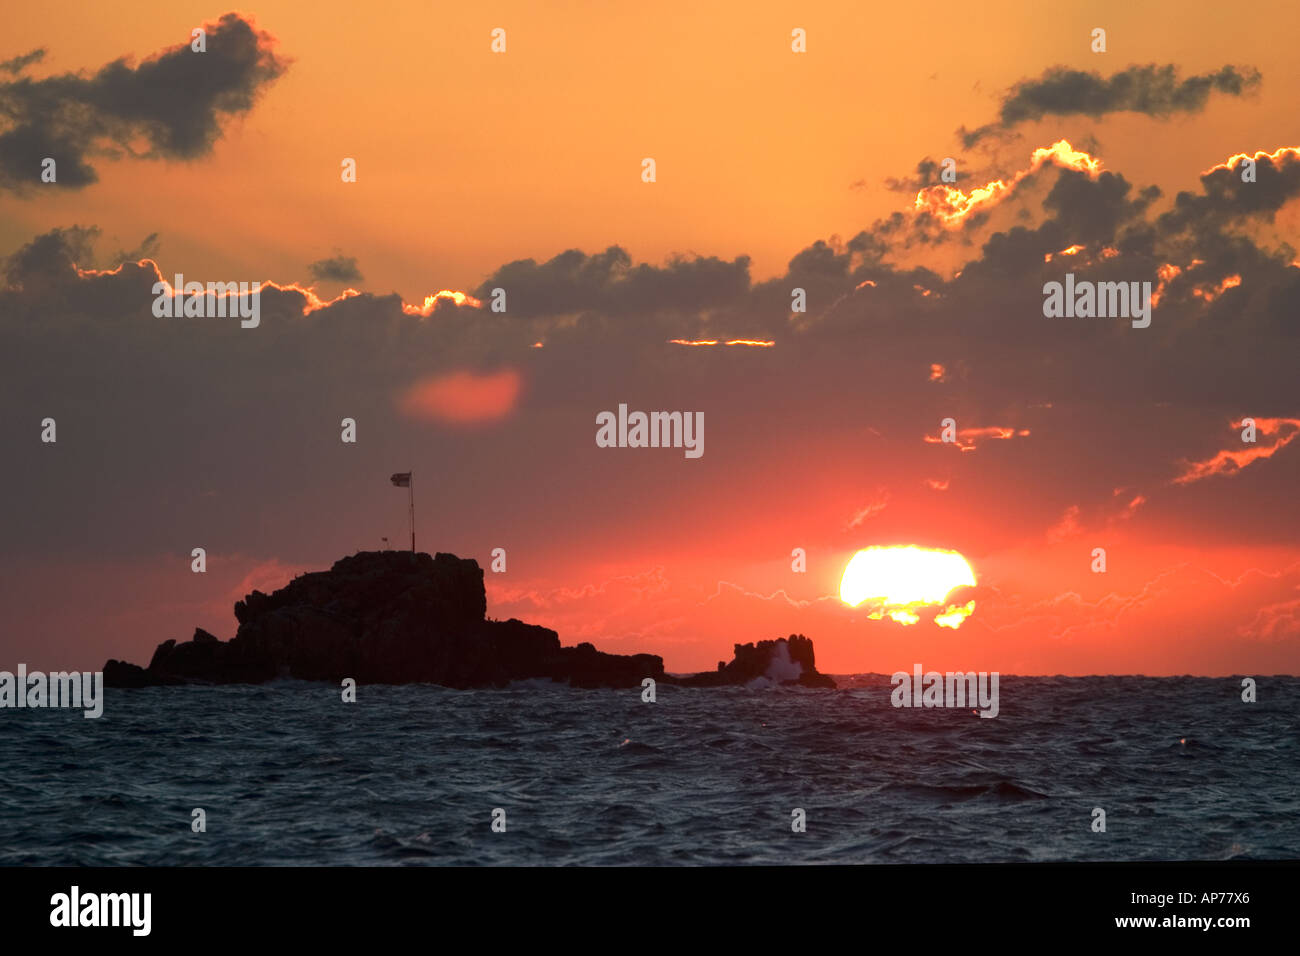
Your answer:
[390,472,411,487]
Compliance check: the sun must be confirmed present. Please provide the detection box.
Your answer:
[839,546,977,628]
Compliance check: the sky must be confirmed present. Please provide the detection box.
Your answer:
[2,2,1299,676]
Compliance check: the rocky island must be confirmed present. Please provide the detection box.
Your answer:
[103,550,835,690]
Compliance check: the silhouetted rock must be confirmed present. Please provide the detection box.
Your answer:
[105,551,664,689]
[677,634,835,689]
[102,551,833,690]
[102,659,157,688]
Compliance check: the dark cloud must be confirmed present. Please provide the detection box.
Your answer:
[308,254,364,283]
[1042,170,1160,246]
[883,156,970,192]
[1159,149,1300,233]
[0,49,45,74]
[961,64,1261,146]
[1,225,160,282]
[2,142,1298,588]
[0,13,288,194]
[2,225,99,289]
[472,246,751,318]
[110,232,161,267]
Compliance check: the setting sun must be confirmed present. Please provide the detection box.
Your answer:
[839,546,977,628]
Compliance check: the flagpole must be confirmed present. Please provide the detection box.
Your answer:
[409,473,416,553]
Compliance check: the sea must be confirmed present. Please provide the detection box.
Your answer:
[1,675,1296,865]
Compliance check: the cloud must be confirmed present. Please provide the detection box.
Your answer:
[1174,418,1300,485]
[961,64,1261,146]
[3,128,1300,589]
[3,224,100,290]
[1042,169,1160,245]
[109,232,161,267]
[472,245,751,319]
[847,491,890,529]
[307,254,364,284]
[910,141,1104,230]
[883,156,970,192]
[1238,594,1300,642]
[1160,147,1300,233]
[924,425,1031,452]
[397,369,523,424]
[0,49,45,74]
[0,13,288,194]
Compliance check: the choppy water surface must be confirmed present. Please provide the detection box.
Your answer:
[1,676,1296,864]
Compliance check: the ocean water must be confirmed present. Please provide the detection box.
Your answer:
[0,675,1296,865]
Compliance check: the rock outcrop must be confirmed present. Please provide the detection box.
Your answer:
[103,551,834,690]
[677,634,836,689]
